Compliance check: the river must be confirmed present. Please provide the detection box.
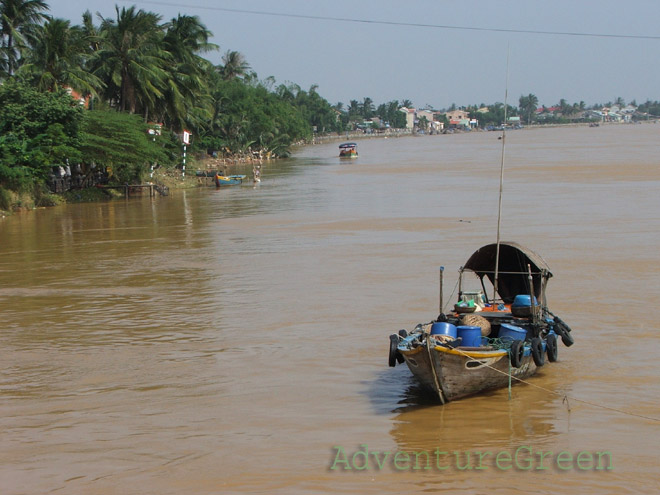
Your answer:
[1,124,659,494]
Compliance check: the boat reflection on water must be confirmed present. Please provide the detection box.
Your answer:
[389,385,561,453]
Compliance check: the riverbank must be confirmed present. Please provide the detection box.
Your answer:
[2,120,654,217]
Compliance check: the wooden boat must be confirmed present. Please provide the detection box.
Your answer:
[388,242,574,403]
[339,142,358,158]
[214,173,246,186]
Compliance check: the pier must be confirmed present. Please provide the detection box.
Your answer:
[96,183,169,198]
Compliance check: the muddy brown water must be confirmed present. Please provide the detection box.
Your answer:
[1,124,659,494]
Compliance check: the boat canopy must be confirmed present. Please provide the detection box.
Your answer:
[339,142,357,148]
[462,242,552,303]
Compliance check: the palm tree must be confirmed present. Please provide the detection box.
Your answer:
[93,6,169,115]
[348,99,360,117]
[81,10,101,52]
[159,14,217,130]
[518,93,538,124]
[0,0,50,77]
[218,50,249,80]
[362,97,374,119]
[18,18,103,95]
[558,98,573,116]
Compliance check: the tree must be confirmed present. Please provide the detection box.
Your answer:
[347,99,360,118]
[0,0,50,77]
[518,93,538,125]
[362,96,373,118]
[78,110,171,183]
[159,14,216,131]
[93,6,169,115]
[0,80,84,189]
[218,49,249,80]
[17,17,103,95]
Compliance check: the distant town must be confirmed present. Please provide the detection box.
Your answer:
[356,101,655,135]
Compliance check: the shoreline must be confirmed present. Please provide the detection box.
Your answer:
[2,120,656,217]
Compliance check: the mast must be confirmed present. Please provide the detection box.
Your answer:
[493,48,509,304]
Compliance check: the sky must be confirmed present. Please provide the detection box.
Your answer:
[47,0,660,109]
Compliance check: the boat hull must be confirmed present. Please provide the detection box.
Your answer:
[214,175,245,186]
[401,344,537,402]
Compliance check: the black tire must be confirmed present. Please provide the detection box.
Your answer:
[560,331,574,347]
[531,337,545,366]
[555,316,572,333]
[554,317,575,347]
[389,334,399,367]
[510,340,524,368]
[555,323,575,347]
[398,329,408,338]
[546,333,558,362]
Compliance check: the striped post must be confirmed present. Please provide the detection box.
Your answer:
[182,144,186,179]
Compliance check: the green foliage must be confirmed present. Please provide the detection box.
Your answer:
[518,94,539,124]
[78,110,172,183]
[0,186,11,210]
[202,78,311,157]
[0,80,84,140]
[0,80,84,189]
[637,100,660,117]
[375,101,408,128]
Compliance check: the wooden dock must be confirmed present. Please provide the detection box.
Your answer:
[97,183,169,198]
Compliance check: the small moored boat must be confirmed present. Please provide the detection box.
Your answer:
[214,173,246,186]
[388,242,574,403]
[339,142,358,158]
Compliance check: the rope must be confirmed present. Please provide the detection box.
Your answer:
[426,337,446,404]
[442,278,460,314]
[445,345,660,423]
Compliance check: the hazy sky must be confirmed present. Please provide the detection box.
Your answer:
[48,0,660,109]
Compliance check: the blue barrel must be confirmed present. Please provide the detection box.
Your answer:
[512,295,538,307]
[456,325,482,347]
[430,322,457,338]
[499,323,527,341]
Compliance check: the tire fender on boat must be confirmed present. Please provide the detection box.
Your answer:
[560,330,574,347]
[546,333,558,362]
[531,337,545,366]
[389,334,402,367]
[509,340,524,368]
[554,318,575,347]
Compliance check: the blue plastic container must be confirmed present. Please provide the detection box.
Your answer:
[499,323,527,341]
[456,325,482,347]
[512,294,538,307]
[430,322,457,338]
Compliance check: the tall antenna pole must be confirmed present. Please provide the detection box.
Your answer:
[493,47,510,303]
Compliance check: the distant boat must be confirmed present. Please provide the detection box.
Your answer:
[214,173,246,186]
[339,142,358,158]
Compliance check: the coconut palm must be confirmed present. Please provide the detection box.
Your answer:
[348,99,360,117]
[218,50,249,80]
[93,6,169,116]
[0,0,50,77]
[81,10,101,52]
[362,96,374,118]
[18,17,103,95]
[159,14,217,130]
[518,93,538,124]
